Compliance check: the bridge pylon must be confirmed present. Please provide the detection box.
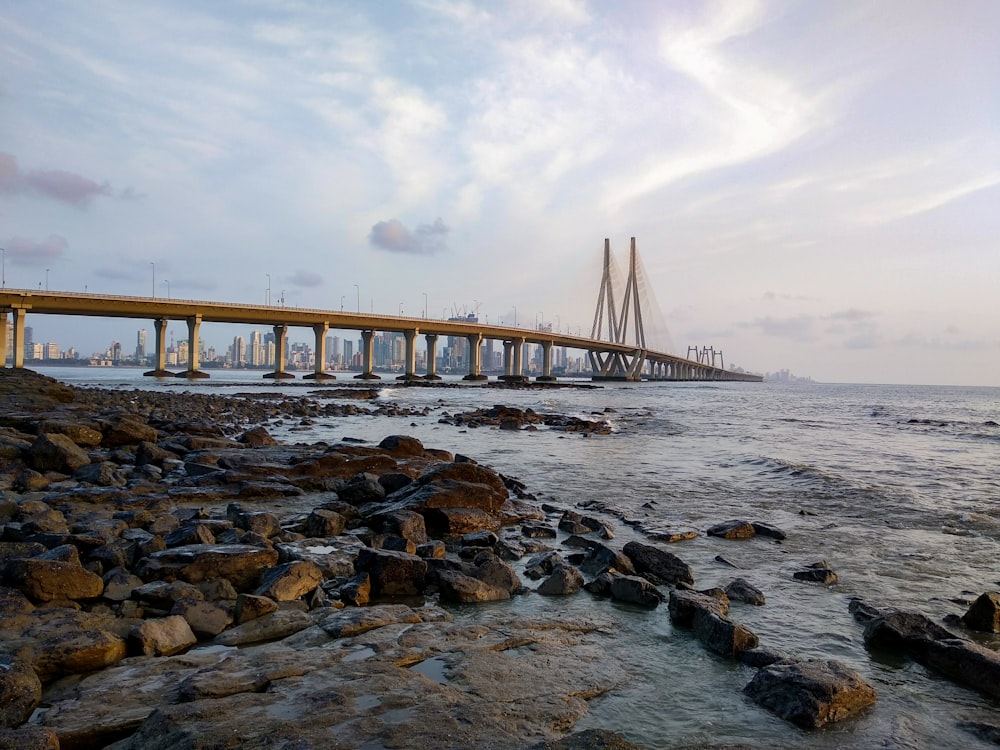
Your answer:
[589,237,647,381]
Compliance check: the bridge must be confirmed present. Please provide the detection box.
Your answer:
[0,239,761,383]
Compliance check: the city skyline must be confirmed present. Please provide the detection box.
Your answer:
[2,2,998,385]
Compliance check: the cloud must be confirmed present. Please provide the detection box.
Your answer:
[289,270,323,288]
[3,235,69,265]
[369,218,449,255]
[0,153,113,207]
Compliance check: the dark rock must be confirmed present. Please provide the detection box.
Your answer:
[0,654,41,728]
[863,611,954,654]
[743,658,877,728]
[303,509,347,538]
[354,547,427,597]
[707,520,756,539]
[378,472,413,494]
[378,435,425,456]
[848,598,882,624]
[103,417,158,447]
[462,530,498,548]
[416,540,446,559]
[724,577,765,605]
[580,543,636,577]
[73,461,126,487]
[751,521,787,540]
[962,591,1000,633]
[0,726,60,749]
[424,507,501,536]
[740,647,790,668]
[337,473,387,505]
[163,523,216,548]
[254,561,323,602]
[436,569,511,602]
[958,720,1000,745]
[522,523,557,539]
[668,589,730,626]
[239,427,278,447]
[524,550,565,580]
[473,552,521,594]
[379,510,427,545]
[130,615,197,656]
[339,573,371,606]
[537,564,585,596]
[692,608,758,657]
[28,433,91,473]
[622,541,693,585]
[793,567,838,585]
[530,728,648,750]
[608,573,664,608]
[136,544,279,591]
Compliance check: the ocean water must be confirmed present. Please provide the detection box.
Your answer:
[37,367,1000,748]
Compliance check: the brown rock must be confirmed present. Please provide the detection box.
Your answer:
[28,433,91,473]
[233,593,279,624]
[0,727,60,749]
[254,561,323,602]
[136,544,279,591]
[170,598,233,638]
[962,591,1000,633]
[32,629,127,681]
[131,616,197,656]
[8,558,104,602]
[0,655,41,728]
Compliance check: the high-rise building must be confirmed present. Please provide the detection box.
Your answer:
[250,330,263,366]
[232,336,246,366]
[343,340,353,367]
[136,329,147,362]
[23,325,33,360]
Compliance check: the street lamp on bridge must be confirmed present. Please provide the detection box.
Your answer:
[45,268,50,292]
[340,295,345,311]
[266,274,271,306]
[354,284,360,313]
[163,279,170,299]
[423,292,427,318]
[149,262,155,298]
[1,247,5,288]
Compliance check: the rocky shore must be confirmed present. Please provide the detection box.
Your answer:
[1,368,998,749]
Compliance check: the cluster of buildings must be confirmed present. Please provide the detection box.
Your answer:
[5,321,590,375]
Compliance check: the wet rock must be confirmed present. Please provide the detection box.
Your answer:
[848,597,882,625]
[135,440,177,468]
[622,541,693,585]
[131,615,198,656]
[425,507,502,536]
[274,538,362,578]
[254,561,323,602]
[522,523,557,539]
[693,608,759,657]
[535,564,584,596]
[339,573,371,606]
[863,610,954,653]
[354,547,427,597]
[793,564,838,585]
[103,417,158,447]
[213,609,312,646]
[337,473,387,505]
[436,569,512,602]
[558,511,591,535]
[73,461,126,487]
[580,543,636,577]
[524,551,565,581]
[743,658,877,729]
[473,552,521,594]
[724,578,766,605]
[28,433,91,473]
[962,591,1000,633]
[416,540,446,559]
[751,521,787,540]
[958,720,1000,745]
[608,572,664,608]
[921,637,1000,699]
[668,589,730,626]
[740,646,790,668]
[530,728,648,749]
[6,556,104,602]
[239,426,278,447]
[378,435,425,456]
[0,654,41,728]
[379,461,508,516]
[707,520,755,539]
[378,510,427,545]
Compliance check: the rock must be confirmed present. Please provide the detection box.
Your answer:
[532,564,582,596]
[0,727,60,749]
[740,646,790,668]
[274,538,362,579]
[473,552,521,594]
[530,728,648,749]
[163,523,216,548]
[239,427,278,447]
[103,417,158,447]
[233,592,280,624]
[462,530,499,548]
[436,569,512,603]
[339,573,371,606]
[425,507,502,536]
[131,616,198,656]
[32,629,127,681]
[707,520,756,539]
[743,658,877,728]
[862,610,954,654]
[0,586,34,615]
[213,609,312,646]
[522,523,557,539]
[354,547,427,597]
[254,561,323,602]
[0,655,41,728]
[579,543,635,577]
[416,540,446,559]
[608,573,664,608]
[337,473,387,505]
[28,433,91,473]
[921,637,1000,699]
[379,461,508,516]
[303,509,347,538]
[6,557,104,602]
[962,591,1000,633]
[132,580,205,608]
[724,578,766,605]
[73,461,126,487]
[692,608,759,657]
[229,508,281,539]
[378,435,425,456]
[751,521,787,540]
[170,598,233,638]
[136,544,279,591]
[668,589,730,626]
[793,567,838,585]
[524,550,565,580]
[958,720,1000,745]
[102,569,144,602]
[622,541,693,585]
[135,441,177,467]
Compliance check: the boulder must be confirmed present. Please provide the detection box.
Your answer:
[794,566,838,585]
[339,573,371,606]
[32,629,127,681]
[274,538,362,579]
[318,603,423,637]
[521,523,557,539]
[579,543,635,577]
[170,598,233,638]
[524,551,566,580]
[0,727,60,749]
[378,435,425,456]
[229,508,281,539]
[131,616,198,656]
[751,521,787,540]
[707,519,756,539]
[473,552,521,594]
[233,593,279,624]
[379,461,508,515]
[254,561,323,602]
[239,427,278,447]
[354,547,427,597]
[379,510,428,545]
[424,507,501,536]
[725,577,766,605]
[73,461,126,487]
[608,573,664,608]
[163,523,216,548]
[213,609,312,647]
[622,541,693,585]
[921,637,1000,699]
[743,658,877,728]
[28,433,91,473]
[303,509,347,538]
[436,569,511,603]
[136,544,279,591]
[537,565,585,597]
[7,557,104,602]
[668,589,730,626]
[0,655,41,728]
[962,591,1000,633]
[103,417,158,447]
[692,608,759,657]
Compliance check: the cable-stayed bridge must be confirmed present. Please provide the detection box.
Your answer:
[0,240,760,383]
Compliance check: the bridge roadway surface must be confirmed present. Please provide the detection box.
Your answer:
[0,289,761,382]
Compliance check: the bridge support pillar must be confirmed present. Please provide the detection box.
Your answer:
[264,325,294,379]
[354,330,380,380]
[424,334,441,380]
[143,318,172,376]
[303,323,335,380]
[397,329,422,381]
[0,311,7,367]
[8,308,26,369]
[500,338,527,382]
[463,333,486,381]
[176,315,209,379]
[536,341,556,381]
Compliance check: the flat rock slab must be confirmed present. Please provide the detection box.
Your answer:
[318,604,425,638]
[744,658,877,729]
[136,544,279,590]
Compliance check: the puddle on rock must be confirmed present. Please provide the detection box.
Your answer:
[354,694,381,711]
[343,646,376,663]
[408,655,450,685]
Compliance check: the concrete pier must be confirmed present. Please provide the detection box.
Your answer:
[499,337,528,383]
[397,329,422,381]
[143,318,173,377]
[177,315,209,379]
[264,324,294,379]
[424,334,441,380]
[463,332,487,381]
[303,323,335,380]
[354,330,380,380]
[536,340,556,382]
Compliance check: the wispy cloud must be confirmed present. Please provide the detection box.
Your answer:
[3,234,69,264]
[289,270,323,288]
[0,153,112,207]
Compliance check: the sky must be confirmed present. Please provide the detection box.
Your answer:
[1,0,998,385]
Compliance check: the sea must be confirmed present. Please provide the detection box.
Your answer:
[37,367,1000,748]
